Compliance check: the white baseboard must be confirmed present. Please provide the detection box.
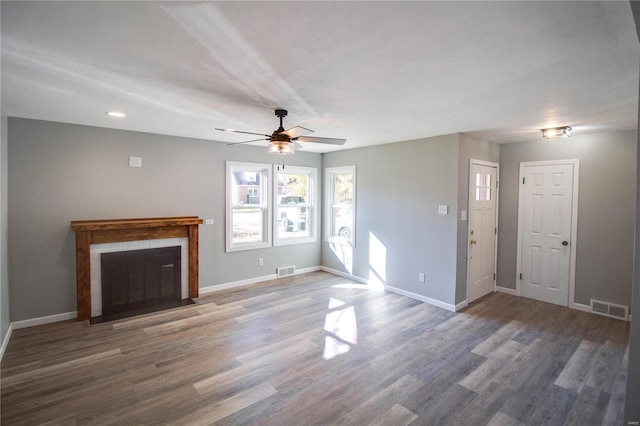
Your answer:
[320,266,369,284]
[200,274,278,295]
[12,311,77,330]
[384,285,458,312]
[320,267,458,312]
[199,266,322,295]
[455,300,468,311]
[570,302,592,313]
[495,286,517,296]
[1,322,13,361]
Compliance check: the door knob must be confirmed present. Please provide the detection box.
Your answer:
[562,241,569,246]
[470,239,477,245]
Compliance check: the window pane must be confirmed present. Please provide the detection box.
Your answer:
[232,207,263,243]
[274,166,317,245]
[231,170,263,205]
[278,205,310,238]
[333,174,354,205]
[326,166,355,246]
[332,205,352,240]
[227,161,271,251]
[278,173,308,201]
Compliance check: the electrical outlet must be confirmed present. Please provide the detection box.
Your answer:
[418,273,425,283]
[438,205,448,215]
[205,219,214,225]
[258,258,264,266]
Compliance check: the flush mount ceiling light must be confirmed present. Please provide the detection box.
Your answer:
[541,126,572,139]
[107,111,126,118]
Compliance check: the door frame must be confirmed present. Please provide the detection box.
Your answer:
[515,159,580,308]
[466,159,500,304]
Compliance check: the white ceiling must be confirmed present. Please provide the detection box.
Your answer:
[1,1,639,153]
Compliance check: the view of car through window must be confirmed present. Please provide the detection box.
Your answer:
[278,195,308,234]
[334,206,352,240]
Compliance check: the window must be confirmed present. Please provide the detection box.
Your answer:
[325,166,356,246]
[274,166,317,245]
[226,162,272,251]
[475,173,492,201]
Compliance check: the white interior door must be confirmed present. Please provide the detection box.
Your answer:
[518,161,577,306]
[468,162,498,303]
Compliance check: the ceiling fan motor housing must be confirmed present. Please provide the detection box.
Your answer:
[272,132,291,142]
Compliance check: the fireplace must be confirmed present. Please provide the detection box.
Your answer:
[71,216,203,321]
[101,246,182,317]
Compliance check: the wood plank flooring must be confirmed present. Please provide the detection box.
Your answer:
[1,271,630,425]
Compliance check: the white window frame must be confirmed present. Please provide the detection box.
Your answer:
[325,165,356,247]
[274,165,318,246]
[226,161,272,252]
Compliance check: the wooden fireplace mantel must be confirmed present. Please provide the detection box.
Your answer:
[71,216,203,321]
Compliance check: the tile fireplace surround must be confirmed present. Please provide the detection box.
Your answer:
[70,216,203,321]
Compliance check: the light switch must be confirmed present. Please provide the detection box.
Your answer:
[438,205,448,215]
[129,156,142,168]
[461,210,467,221]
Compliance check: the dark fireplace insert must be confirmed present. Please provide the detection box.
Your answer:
[98,246,186,322]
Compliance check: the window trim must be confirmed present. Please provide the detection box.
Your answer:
[273,165,318,246]
[324,165,356,247]
[226,161,272,252]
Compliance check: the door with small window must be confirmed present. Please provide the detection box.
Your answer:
[467,161,498,303]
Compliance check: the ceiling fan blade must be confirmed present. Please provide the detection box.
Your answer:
[296,135,346,145]
[227,138,269,146]
[282,126,314,138]
[215,128,270,138]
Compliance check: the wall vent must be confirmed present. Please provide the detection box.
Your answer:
[277,265,296,278]
[590,299,628,321]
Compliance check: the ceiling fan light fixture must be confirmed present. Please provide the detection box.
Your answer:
[541,126,572,139]
[268,141,295,155]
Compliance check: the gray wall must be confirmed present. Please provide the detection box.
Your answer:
[497,131,637,307]
[322,134,460,305]
[1,113,9,343]
[456,134,500,304]
[7,118,322,321]
[625,2,640,422]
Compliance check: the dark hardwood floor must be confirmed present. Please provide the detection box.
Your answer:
[0,271,630,425]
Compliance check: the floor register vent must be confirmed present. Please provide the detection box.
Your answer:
[590,299,628,321]
[277,265,296,278]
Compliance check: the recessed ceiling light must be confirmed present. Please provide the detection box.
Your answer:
[541,126,572,139]
[107,111,126,118]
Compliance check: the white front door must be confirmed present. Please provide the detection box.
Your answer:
[468,162,498,303]
[518,161,578,306]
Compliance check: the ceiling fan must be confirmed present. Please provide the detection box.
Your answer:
[216,109,346,155]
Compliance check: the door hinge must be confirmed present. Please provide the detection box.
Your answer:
[495,227,497,235]
[519,273,523,280]
[493,273,496,280]
[496,180,499,188]
[522,177,525,184]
